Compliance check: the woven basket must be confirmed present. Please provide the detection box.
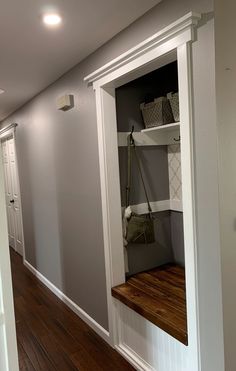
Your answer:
[140,97,174,129]
[167,92,179,122]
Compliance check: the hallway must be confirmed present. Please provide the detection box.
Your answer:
[10,249,134,371]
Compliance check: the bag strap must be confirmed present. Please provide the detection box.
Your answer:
[126,131,132,207]
[126,128,152,214]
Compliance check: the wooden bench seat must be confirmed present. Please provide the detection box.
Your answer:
[112,264,188,345]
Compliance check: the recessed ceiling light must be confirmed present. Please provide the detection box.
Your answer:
[43,14,62,26]
[0,88,5,94]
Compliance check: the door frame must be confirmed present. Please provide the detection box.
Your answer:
[0,126,19,371]
[0,123,25,260]
[84,12,223,371]
[84,12,202,369]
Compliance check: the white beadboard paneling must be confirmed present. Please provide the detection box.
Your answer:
[117,302,188,371]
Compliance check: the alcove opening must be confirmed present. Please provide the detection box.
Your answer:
[111,60,188,345]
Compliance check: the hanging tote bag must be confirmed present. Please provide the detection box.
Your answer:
[124,129,155,244]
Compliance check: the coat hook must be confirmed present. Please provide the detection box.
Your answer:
[129,125,135,145]
[174,135,181,142]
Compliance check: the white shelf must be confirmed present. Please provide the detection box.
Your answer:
[118,123,180,147]
[141,122,180,133]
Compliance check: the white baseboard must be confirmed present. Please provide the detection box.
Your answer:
[116,343,155,371]
[24,259,110,345]
[23,260,154,370]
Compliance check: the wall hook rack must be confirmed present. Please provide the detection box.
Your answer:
[174,135,181,142]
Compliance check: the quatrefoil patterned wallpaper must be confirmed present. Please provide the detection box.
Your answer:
[168,144,182,201]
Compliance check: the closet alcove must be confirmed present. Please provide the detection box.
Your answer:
[112,61,188,345]
[84,13,203,368]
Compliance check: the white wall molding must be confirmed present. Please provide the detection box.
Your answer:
[0,124,26,262]
[116,343,155,371]
[0,140,19,370]
[170,199,182,212]
[84,12,201,85]
[24,260,110,345]
[131,200,170,214]
[123,199,182,214]
[0,123,17,140]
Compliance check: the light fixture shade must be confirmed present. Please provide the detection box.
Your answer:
[43,14,62,26]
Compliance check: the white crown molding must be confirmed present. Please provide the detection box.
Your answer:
[0,123,17,139]
[84,12,201,84]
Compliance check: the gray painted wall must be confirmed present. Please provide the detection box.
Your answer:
[127,211,174,276]
[1,3,223,362]
[170,211,185,266]
[115,61,178,133]
[116,62,176,206]
[118,146,169,206]
[116,66,184,273]
[215,0,235,369]
[126,210,185,276]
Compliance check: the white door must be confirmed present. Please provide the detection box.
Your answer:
[1,136,23,256]
[0,148,19,371]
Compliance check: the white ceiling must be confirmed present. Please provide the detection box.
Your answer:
[0,0,161,121]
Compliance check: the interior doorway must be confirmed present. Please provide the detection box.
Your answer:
[0,125,24,257]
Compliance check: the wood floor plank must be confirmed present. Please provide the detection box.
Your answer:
[112,283,186,327]
[128,277,186,310]
[39,333,79,371]
[70,348,104,371]
[133,271,185,300]
[17,342,36,371]
[15,296,80,370]
[10,248,134,371]
[112,263,188,345]
[16,320,57,371]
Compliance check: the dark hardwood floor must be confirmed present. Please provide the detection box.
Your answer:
[10,249,134,371]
